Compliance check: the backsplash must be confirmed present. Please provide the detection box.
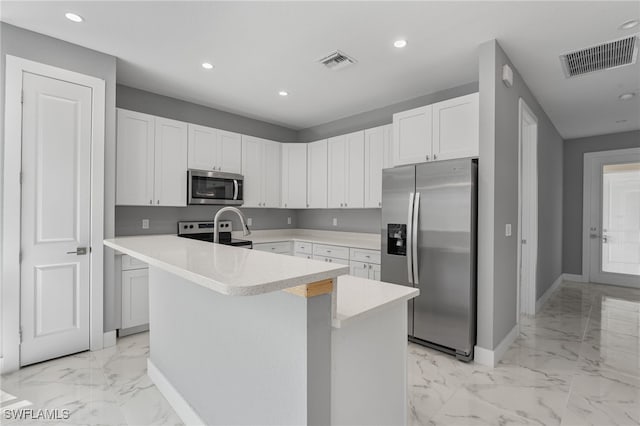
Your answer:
[296,209,381,234]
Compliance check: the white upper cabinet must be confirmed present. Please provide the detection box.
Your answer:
[187,124,242,173]
[432,92,479,161]
[241,136,281,207]
[364,125,387,208]
[116,109,155,206]
[392,105,433,166]
[328,131,364,208]
[281,143,307,209]
[116,109,187,206]
[307,139,328,209]
[382,124,393,169]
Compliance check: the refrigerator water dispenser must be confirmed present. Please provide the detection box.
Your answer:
[387,224,407,256]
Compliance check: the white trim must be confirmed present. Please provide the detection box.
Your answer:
[473,323,519,368]
[516,98,538,318]
[103,331,117,348]
[1,56,105,373]
[147,359,205,426]
[563,273,587,283]
[582,148,640,287]
[535,274,563,313]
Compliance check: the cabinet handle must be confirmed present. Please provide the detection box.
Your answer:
[149,199,152,204]
[285,203,287,207]
[426,155,430,161]
[345,203,347,207]
[363,264,367,269]
[433,154,437,160]
[379,202,382,207]
[307,204,309,208]
[329,258,333,262]
[369,264,372,269]
[157,200,159,205]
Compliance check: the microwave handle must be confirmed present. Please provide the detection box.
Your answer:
[233,180,239,200]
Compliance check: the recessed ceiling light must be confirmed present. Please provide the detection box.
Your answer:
[278,91,289,97]
[619,92,635,100]
[65,12,83,22]
[394,39,408,48]
[201,62,214,70]
[619,19,639,30]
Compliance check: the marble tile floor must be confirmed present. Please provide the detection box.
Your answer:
[1,280,638,425]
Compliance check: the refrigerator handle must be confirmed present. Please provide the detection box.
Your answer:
[412,192,420,285]
[407,192,415,284]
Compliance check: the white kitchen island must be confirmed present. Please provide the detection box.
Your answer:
[104,235,417,426]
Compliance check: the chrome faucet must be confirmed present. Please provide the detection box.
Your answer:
[213,207,251,243]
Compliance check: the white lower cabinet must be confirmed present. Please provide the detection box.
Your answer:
[349,261,381,280]
[313,255,350,265]
[121,255,149,330]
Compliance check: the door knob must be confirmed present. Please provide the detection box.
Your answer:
[67,247,88,255]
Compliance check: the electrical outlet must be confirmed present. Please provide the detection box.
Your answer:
[247,218,253,226]
[332,218,338,226]
[287,217,291,225]
[142,219,149,229]
[505,223,512,237]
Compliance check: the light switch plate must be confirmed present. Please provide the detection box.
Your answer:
[287,217,291,225]
[142,219,149,229]
[247,218,253,226]
[332,218,338,226]
[505,223,512,237]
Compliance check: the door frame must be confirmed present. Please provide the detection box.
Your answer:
[516,98,538,317]
[1,55,105,373]
[582,147,640,287]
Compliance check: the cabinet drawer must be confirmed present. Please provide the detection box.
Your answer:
[293,241,313,254]
[313,244,349,260]
[253,241,292,254]
[121,254,148,271]
[349,248,381,264]
[313,255,349,266]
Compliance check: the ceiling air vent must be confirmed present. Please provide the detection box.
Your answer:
[317,50,357,70]
[560,35,638,77]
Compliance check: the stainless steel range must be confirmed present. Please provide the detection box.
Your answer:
[177,221,253,248]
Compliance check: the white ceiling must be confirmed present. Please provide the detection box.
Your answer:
[2,1,639,138]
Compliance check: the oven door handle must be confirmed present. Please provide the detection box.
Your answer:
[233,179,239,200]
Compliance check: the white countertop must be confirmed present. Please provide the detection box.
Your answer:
[333,275,419,328]
[231,229,381,250]
[104,235,348,296]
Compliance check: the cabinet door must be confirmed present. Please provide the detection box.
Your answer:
[369,263,381,281]
[263,140,281,208]
[154,117,188,206]
[307,139,328,208]
[241,135,263,207]
[392,105,432,166]
[346,131,365,208]
[218,130,242,173]
[432,93,479,161]
[327,135,347,208]
[121,268,149,329]
[187,123,217,171]
[364,126,384,208]
[350,261,371,278]
[116,109,155,205]
[281,143,307,208]
[382,124,393,169]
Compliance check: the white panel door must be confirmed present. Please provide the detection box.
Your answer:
[350,261,370,278]
[346,131,365,208]
[307,139,328,208]
[263,140,282,208]
[20,72,92,366]
[392,105,432,166]
[241,136,263,207]
[218,130,242,174]
[432,93,479,161]
[281,143,308,208]
[121,269,150,329]
[188,123,217,171]
[364,126,384,208]
[370,264,381,281]
[154,117,188,206]
[328,135,347,208]
[116,109,155,205]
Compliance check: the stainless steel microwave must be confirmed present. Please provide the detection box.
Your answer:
[187,169,243,205]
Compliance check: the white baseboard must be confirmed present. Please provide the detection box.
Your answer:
[536,274,563,313]
[103,331,117,348]
[473,324,519,368]
[147,359,205,426]
[563,273,587,283]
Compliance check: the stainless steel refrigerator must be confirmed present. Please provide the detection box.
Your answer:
[381,158,477,361]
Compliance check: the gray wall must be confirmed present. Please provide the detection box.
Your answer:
[116,206,297,236]
[298,82,478,142]
[296,209,381,234]
[477,40,564,350]
[0,23,119,332]
[563,131,640,274]
[117,84,298,142]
